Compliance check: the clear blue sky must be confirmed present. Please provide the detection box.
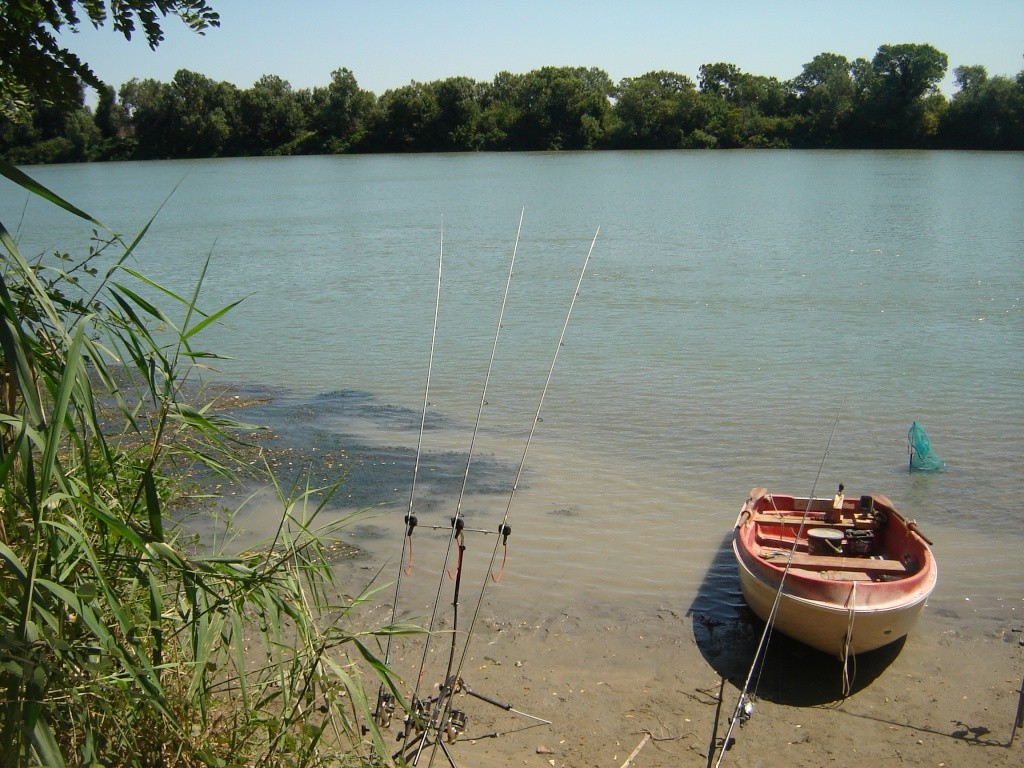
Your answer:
[65,0,1024,97]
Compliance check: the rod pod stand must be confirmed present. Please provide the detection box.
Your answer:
[389,520,548,767]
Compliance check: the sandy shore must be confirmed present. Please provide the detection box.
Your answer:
[210,390,1023,767]
[366,599,1023,768]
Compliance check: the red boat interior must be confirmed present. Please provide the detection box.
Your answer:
[744,492,925,581]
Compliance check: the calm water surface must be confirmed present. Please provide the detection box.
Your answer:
[5,151,1022,630]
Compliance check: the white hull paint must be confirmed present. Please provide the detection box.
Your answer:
[735,540,931,657]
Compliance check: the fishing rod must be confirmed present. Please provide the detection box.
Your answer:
[711,400,845,768]
[372,218,445,729]
[423,227,600,768]
[400,209,526,762]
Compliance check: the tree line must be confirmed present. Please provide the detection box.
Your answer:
[3,43,1023,163]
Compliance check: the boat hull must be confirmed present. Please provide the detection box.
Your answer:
[735,539,930,656]
[732,489,937,658]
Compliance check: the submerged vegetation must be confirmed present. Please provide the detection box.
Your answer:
[3,48,1024,163]
[0,161,410,766]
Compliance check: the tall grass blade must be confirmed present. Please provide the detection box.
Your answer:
[30,719,67,768]
[0,159,107,230]
[2,159,413,768]
[38,323,86,499]
[143,467,164,541]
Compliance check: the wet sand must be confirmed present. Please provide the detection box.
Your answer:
[366,600,1023,768]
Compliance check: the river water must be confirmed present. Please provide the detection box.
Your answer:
[5,151,1022,634]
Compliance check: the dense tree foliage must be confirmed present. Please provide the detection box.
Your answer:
[1,0,219,122]
[942,65,1024,149]
[848,43,951,147]
[3,45,1024,162]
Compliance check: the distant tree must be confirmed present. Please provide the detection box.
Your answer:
[612,70,696,148]
[0,83,106,163]
[373,81,441,151]
[64,105,102,157]
[477,71,523,149]
[953,65,989,93]
[94,84,119,139]
[163,69,237,157]
[503,66,614,150]
[871,44,948,105]
[10,36,1024,159]
[373,76,483,151]
[0,1,219,121]
[941,64,1024,149]
[698,63,791,147]
[119,77,170,155]
[430,76,484,150]
[234,75,307,155]
[698,62,743,100]
[790,52,855,146]
[849,43,949,147]
[311,68,376,153]
[117,70,236,158]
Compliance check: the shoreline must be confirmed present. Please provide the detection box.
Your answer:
[362,597,1023,767]
[205,384,1023,766]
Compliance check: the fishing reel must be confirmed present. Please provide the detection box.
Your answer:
[737,695,755,726]
[373,691,396,729]
[399,697,430,739]
[445,709,467,743]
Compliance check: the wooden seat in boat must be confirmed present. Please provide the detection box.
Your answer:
[759,550,908,575]
[752,513,877,530]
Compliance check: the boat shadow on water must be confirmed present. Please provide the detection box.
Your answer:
[687,532,904,707]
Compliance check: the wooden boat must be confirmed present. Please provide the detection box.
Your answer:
[733,487,937,657]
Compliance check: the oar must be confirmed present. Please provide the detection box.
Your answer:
[907,520,934,546]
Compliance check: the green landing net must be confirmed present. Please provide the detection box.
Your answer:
[908,421,944,472]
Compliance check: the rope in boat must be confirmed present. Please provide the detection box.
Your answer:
[713,400,845,767]
[841,582,857,697]
[424,227,600,767]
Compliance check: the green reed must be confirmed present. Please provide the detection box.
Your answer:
[0,161,413,767]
